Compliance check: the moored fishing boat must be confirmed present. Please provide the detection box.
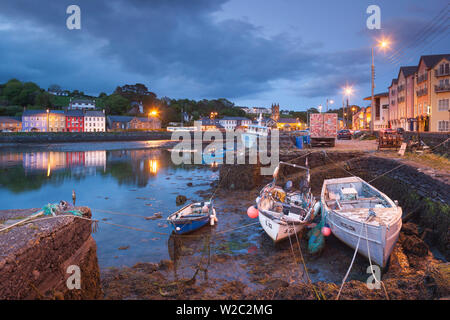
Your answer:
[255,162,320,242]
[321,176,402,267]
[167,201,216,235]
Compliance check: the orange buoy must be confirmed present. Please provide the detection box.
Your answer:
[321,226,331,237]
[247,206,259,218]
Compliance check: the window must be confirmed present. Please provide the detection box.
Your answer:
[438,121,449,132]
[438,99,449,111]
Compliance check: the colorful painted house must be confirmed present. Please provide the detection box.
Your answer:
[0,116,22,132]
[22,110,49,132]
[48,110,66,132]
[65,110,84,132]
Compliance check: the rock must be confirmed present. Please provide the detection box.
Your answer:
[264,279,290,290]
[401,234,429,257]
[402,222,420,236]
[54,291,64,300]
[176,195,187,206]
[158,259,174,270]
[132,262,158,273]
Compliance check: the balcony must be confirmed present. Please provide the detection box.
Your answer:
[435,69,450,77]
[416,88,428,97]
[435,84,450,93]
[417,74,428,83]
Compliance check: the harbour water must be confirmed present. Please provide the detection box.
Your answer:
[0,142,398,287]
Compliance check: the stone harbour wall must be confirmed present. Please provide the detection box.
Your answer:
[0,207,102,299]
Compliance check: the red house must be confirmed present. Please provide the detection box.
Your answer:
[65,110,84,132]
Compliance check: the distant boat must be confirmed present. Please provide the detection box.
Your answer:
[321,176,402,267]
[241,114,270,148]
[256,162,320,242]
[167,201,215,235]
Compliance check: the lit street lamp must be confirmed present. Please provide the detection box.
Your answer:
[326,99,334,112]
[343,86,353,129]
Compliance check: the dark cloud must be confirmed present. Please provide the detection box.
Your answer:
[0,0,404,102]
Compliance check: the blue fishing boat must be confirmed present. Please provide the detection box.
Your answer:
[167,201,216,235]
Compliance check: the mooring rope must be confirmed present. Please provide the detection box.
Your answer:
[336,219,366,300]
[291,222,326,300]
[287,228,322,300]
[365,222,390,300]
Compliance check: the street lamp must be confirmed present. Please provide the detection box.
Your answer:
[46,109,49,132]
[370,37,390,133]
[326,99,334,112]
[343,86,353,129]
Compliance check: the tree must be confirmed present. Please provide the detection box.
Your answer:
[104,94,130,115]
[48,84,62,92]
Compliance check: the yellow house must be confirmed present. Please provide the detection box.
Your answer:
[276,117,306,131]
[415,54,450,132]
[430,56,450,132]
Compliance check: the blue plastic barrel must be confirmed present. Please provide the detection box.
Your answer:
[295,136,303,149]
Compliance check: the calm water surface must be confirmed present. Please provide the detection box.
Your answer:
[0,141,222,267]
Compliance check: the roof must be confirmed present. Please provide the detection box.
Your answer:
[363,92,389,100]
[389,79,398,88]
[219,116,250,121]
[85,110,105,117]
[398,66,418,78]
[201,118,218,126]
[278,117,302,123]
[70,99,95,104]
[65,110,84,117]
[49,110,65,115]
[22,110,49,116]
[0,116,21,123]
[419,54,450,69]
[108,115,133,123]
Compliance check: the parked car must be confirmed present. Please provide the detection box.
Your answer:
[337,129,352,140]
[396,128,405,134]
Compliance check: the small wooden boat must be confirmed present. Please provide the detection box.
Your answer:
[321,176,402,267]
[256,162,319,242]
[167,201,215,235]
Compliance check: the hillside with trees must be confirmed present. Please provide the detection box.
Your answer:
[0,79,250,125]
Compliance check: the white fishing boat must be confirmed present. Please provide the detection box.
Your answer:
[321,176,402,267]
[256,162,320,242]
[241,114,270,148]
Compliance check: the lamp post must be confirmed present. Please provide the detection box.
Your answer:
[46,109,49,132]
[148,109,158,131]
[343,86,353,129]
[370,39,390,133]
[326,99,334,112]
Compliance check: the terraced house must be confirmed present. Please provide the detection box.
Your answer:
[22,109,49,132]
[48,110,66,132]
[84,110,106,132]
[397,66,417,131]
[0,116,21,132]
[65,110,84,132]
[385,54,450,132]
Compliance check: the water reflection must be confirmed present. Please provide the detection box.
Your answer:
[0,146,219,267]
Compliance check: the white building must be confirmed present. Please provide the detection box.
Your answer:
[218,117,252,131]
[84,110,106,132]
[69,99,96,110]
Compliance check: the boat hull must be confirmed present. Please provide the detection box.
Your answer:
[323,206,402,268]
[168,216,210,235]
[258,210,304,242]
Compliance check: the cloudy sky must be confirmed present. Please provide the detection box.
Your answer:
[0,0,448,110]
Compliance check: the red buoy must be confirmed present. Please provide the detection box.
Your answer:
[247,206,259,218]
[321,226,331,237]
